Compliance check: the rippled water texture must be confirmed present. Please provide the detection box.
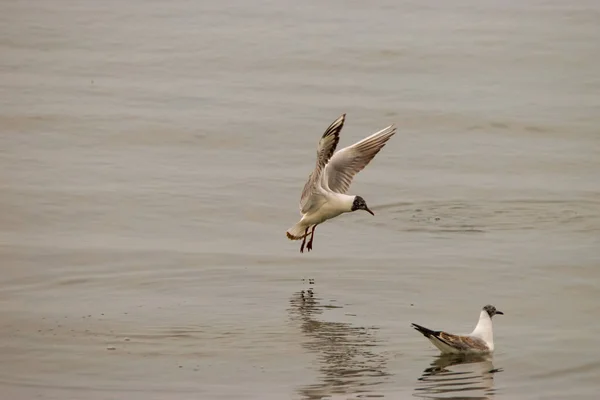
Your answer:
[1,0,599,399]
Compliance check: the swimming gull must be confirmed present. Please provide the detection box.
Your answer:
[411,305,504,354]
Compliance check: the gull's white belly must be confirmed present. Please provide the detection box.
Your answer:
[303,201,346,226]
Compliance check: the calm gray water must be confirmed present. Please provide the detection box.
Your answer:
[1,1,599,399]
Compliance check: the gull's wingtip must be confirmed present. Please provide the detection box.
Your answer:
[332,113,347,124]
[368,123,397,139]
[384,123,397,134]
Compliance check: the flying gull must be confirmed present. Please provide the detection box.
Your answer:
[286,114,396,253]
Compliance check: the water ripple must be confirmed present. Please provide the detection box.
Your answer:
[414,354,502,399]
[288,290,390,399]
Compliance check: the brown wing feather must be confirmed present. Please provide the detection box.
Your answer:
[436,331,489,352]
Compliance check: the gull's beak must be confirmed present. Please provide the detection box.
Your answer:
[496,310,504,315]
[364,206,375,216]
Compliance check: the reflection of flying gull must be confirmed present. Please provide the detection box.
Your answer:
[287,290,389,399]
[411,305,504,354]
[286,114,396,253]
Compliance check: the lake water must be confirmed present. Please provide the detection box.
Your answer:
[1,1,599,399]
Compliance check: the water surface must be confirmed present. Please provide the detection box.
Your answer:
[1,1,599,399]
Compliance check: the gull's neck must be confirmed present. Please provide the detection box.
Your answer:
[331,193,355,212]
[470,310,494,350]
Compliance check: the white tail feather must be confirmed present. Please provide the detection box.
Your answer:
[286,222,309,240]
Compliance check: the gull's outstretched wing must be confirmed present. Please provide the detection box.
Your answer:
[299,114,346,213]
[323,124,396,194]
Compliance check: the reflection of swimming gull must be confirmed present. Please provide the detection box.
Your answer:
[415,354,502,399]
[288,290,389,399]
[286,114,396,253]
[411,305,504,354]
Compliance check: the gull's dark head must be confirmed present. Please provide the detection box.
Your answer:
[483,304,504,318]
[351,196,374,216]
